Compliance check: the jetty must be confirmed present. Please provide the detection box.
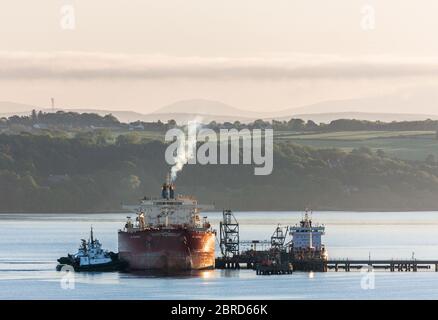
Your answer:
[326,259,438,272]
[215,210,438,274]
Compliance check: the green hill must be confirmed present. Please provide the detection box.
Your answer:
[1,132,438,212]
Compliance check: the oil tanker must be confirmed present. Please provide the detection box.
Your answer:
[118,176,215,271]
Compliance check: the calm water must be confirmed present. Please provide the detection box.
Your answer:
[1,211,438,300]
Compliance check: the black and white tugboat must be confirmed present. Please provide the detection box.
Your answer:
[56,227,127,272]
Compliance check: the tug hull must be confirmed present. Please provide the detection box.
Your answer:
[118,228,215,271]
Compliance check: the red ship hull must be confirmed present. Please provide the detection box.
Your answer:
[118,228,215,271]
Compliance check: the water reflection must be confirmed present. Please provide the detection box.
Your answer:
[220,269,241,278]
[199,270,214,279]
[120,269,217,279]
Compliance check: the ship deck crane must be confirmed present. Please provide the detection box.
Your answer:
[270,224,289,250]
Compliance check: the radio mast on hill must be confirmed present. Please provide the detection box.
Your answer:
[51,98,55,112]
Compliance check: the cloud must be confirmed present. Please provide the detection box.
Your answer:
[1,51,438,81]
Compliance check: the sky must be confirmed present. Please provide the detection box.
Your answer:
[1,0,438,114]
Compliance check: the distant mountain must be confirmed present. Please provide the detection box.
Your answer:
[153,93,438,123]
[3,87,438,124]
[152,99,263,118]
[0,99,262,123]
[274,87,438,118]
[140,112,255,124]
[270,112,438,123]
[66,109,255,123]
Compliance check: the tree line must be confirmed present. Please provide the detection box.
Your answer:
[206,118,438,132]
[1,132,438,212]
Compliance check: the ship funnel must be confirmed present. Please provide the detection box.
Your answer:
[161,174,175,199]
[161,183,169,199]
[169,185,175,199]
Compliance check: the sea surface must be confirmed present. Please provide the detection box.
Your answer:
[1,211,438,300]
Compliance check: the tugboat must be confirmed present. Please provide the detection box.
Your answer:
[56,227,127,272]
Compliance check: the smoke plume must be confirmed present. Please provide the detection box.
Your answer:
[170,117,202,182]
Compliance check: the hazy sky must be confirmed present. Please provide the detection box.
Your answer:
[1,0,438,113]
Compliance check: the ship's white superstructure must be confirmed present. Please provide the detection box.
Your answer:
[289,211,326,251]
[122,175,213,231]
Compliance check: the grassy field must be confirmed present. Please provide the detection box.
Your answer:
[275,130,435,140]
[114,129,438,161]
[276,130,438,161]
[111,130,165,141]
